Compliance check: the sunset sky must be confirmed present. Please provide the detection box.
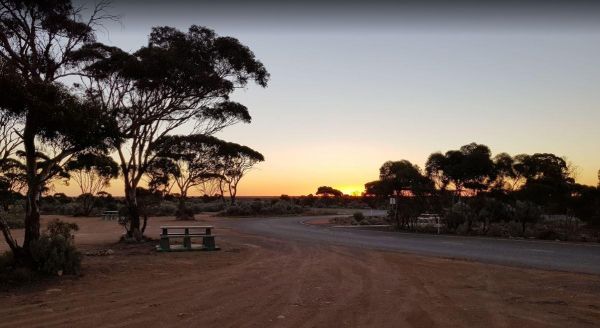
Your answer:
[58,0,600,196]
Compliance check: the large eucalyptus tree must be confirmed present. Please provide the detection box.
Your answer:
[0,0,118,260]
[83,25,269,239]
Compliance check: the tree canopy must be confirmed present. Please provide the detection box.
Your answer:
[316,186,343,197]
[81,25,269,239]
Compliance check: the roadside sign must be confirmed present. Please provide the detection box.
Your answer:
[389,197,396,205]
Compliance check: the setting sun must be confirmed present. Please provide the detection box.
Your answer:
[337,186,365,196]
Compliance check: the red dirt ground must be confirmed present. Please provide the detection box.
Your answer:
[1,215,600,328]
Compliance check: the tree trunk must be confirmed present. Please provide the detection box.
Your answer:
[218,181,227,204]
[176,194,194,220]
[0,215,19,253]
[22,119,40,256]
[229,184,237,205]
[124,186,142,241]
[23,186,41,250]
[82,194,94,216]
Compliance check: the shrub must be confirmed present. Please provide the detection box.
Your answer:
[0,252,38,286]
[0,251,12,270]
[187,202,225,213]
[30,219,81,276]
[485,223,506,237]
[353,212,365,223]
[220,200,305,216]
[444,202,474,231]
[2,204,26,228]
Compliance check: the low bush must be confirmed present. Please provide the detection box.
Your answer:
[30,219,82,276]
[352,212,365,223]
[0,251,38,287]
[187,202,226,213]
[220,200,305,217]
[2,205,26,229]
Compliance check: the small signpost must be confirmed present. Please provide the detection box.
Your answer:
[389,197,396,205]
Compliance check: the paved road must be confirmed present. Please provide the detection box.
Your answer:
[226,215,600,274]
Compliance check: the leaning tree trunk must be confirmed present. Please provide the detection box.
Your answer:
[124,186,142,241]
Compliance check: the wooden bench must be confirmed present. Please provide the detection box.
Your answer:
[102,210,119,221]
[156,226,219,252]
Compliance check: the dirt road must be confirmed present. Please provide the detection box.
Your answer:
[1,215,600,327]
[229,215,600,274]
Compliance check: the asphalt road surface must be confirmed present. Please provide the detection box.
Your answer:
[226,214,600,274]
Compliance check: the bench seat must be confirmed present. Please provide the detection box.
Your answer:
[157,226,219,252]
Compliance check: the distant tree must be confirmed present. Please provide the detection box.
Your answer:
[363,180,392,197]
[0,0,119,263]
[425,143,496,199]
[379,160,433,197]
[216,142,264,205]
[378,160,433,228]
[514,153,574,210]
[316,186,343,198]
[65,153,119,216]
[83,25,269,240]
[198,179,222,199]
[491,153,515,191]
[425,152,450,191]
[151,134,225,220]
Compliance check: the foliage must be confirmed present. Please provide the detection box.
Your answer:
[0,0,119,261]
[83,24,269,239]
[514,201,542,234]
[353,211,366,222]
[30,219,81,276]
[215,141,264,205]
[316,186,343,197]
[65,153,119,216]
[220,200,304,216]
[444,202,475,232]
[425,143,496,196]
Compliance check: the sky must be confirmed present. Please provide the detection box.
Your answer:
[58,0,600,196]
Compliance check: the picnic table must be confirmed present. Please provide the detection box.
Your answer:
[156,225,219,252]
[102,210,119,221]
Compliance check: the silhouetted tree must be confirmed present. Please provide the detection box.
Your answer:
[0,0,118,263]
[378,160,433,228]
[316,186,343,198]
[65,153,119,216]
[151,134,225,219]
[514,153,574,211]
[425,143,496,200]
[216,142,264,205]
[83,25,268,240]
